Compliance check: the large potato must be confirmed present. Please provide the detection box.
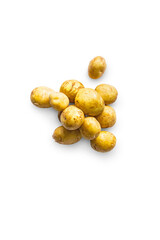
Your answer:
[95,84,118,105]
[80,117,101,140]
[90,131,116,152]
[96,106,116,128]
[88,56,107,79]
[49,92,69,111]
[60,105,84,130]
[75,88,104,116]
[30,86,54,108]
[60,80,84,103]
[53,126,81,145]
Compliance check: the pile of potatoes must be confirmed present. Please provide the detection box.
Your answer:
[30,57,118,153]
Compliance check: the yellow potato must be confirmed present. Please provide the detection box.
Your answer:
[60,80,84,103]
[75,88,104,116]
[96,106,116,128]
[90,131,116,152]
[60,105,84,130]
[49,92,69,111]
[80,117,101,140]
[95,84,118,105]
[88,56,107,79]
[58,105,76,121]
[30,86,54,108]
[53,126,81,145]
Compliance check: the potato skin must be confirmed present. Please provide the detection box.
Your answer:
[53,126,81,145]
[60,105,84,130]
[95,84,118,105]
[30,86,54,108]
[58,111,62,122]
[96,106,116,128]
[80,117,101,140]
[49,92,69,111]
[88,56,107,79]
[60,80,84,103]
[75,88,104,116]
[90,131,116,152]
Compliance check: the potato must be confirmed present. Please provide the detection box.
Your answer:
[75,88,104,116]
[58,105,76,121]
[90,131,116,152]
[60,105,84,130]
[60,80,84,103]
[49,92,69,111]
[95,84,118,105]
[88,56,107,79]
[53,126,81,145]
[80,117,101,140]
[96,106,116,128]
[30,86,54,108]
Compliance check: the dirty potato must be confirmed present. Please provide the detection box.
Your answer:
[80,117,101,140]
[75,88,104,116]
[96,106,116,128]
[90,131,116,152]
[53,126,81,145]
[30,86,54,108]
[95,84,118,105]
[49,92,69,111]
[60,105,84,130]
[88,56,107,79]
[60,80,84,103]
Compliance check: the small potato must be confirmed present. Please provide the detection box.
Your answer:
[58,105,76,121]
[75,88,104,116]
[96,106,116,128]
[80,117,101,140]
[60,80,84,103]
[60,105,84,130]
[90,131,116,152]
[88,56,107,79]
[53,126,81,145]
[30,86,54,108]
[95,84,118,105]
[49,92,69,111]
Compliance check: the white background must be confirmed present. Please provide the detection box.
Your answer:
[0,0,160,239]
